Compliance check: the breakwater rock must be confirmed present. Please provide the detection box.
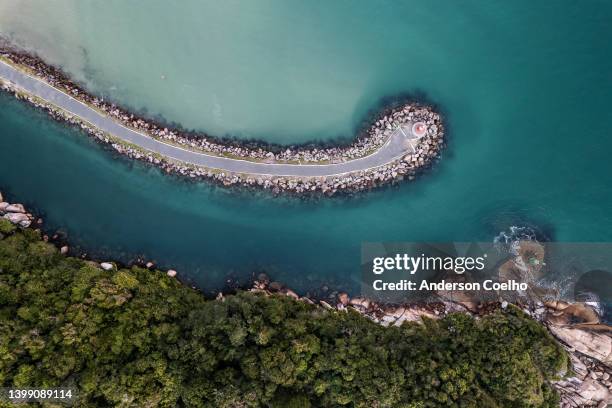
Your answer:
[0,44,445,195]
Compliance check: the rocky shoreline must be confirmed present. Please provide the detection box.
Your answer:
[0,44,445,195]
[250,275,611,407]
[1,192,610,406]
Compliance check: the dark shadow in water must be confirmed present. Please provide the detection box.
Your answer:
[574,270,612,324]
[478,202,557,243]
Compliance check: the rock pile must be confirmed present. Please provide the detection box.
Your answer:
[546,316,612,406]
[554,351,611,407]
[0,192,33,228]
[0,47,445,195]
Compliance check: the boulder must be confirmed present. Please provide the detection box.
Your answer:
[145,261,155,269]
[338,292,349,306]
[549,326,612,365]
[319,300,333,310]
[349,297,370,309]
[60,246,69,255]
[167,269,177,277]
[284,289,299,299]
[578,377,610,403]
[3,212,30,227]
[380,306,439,326]
[569,354,588,379]
[5,203,25,213]
[0,202,10,212]
[545,301,600,325]
[100,262,114,271]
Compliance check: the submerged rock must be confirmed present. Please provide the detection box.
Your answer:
[269,281,283,291]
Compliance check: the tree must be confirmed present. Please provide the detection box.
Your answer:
[0,228,568,407]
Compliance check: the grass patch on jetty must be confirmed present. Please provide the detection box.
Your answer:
[0,227,569,407]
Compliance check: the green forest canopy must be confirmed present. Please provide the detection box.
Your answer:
[0,222,568,407]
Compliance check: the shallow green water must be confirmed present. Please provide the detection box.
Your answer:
[1,1,612,294]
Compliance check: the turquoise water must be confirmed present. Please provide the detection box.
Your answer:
[1,1,612,294]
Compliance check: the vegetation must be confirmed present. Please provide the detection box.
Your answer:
[0,227,568,407]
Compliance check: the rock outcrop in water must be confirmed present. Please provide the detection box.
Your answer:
[0,193,33,229]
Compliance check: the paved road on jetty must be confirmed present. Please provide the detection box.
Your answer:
[0,61,415,177]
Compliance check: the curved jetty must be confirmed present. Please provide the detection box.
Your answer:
[0,48,445,194]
